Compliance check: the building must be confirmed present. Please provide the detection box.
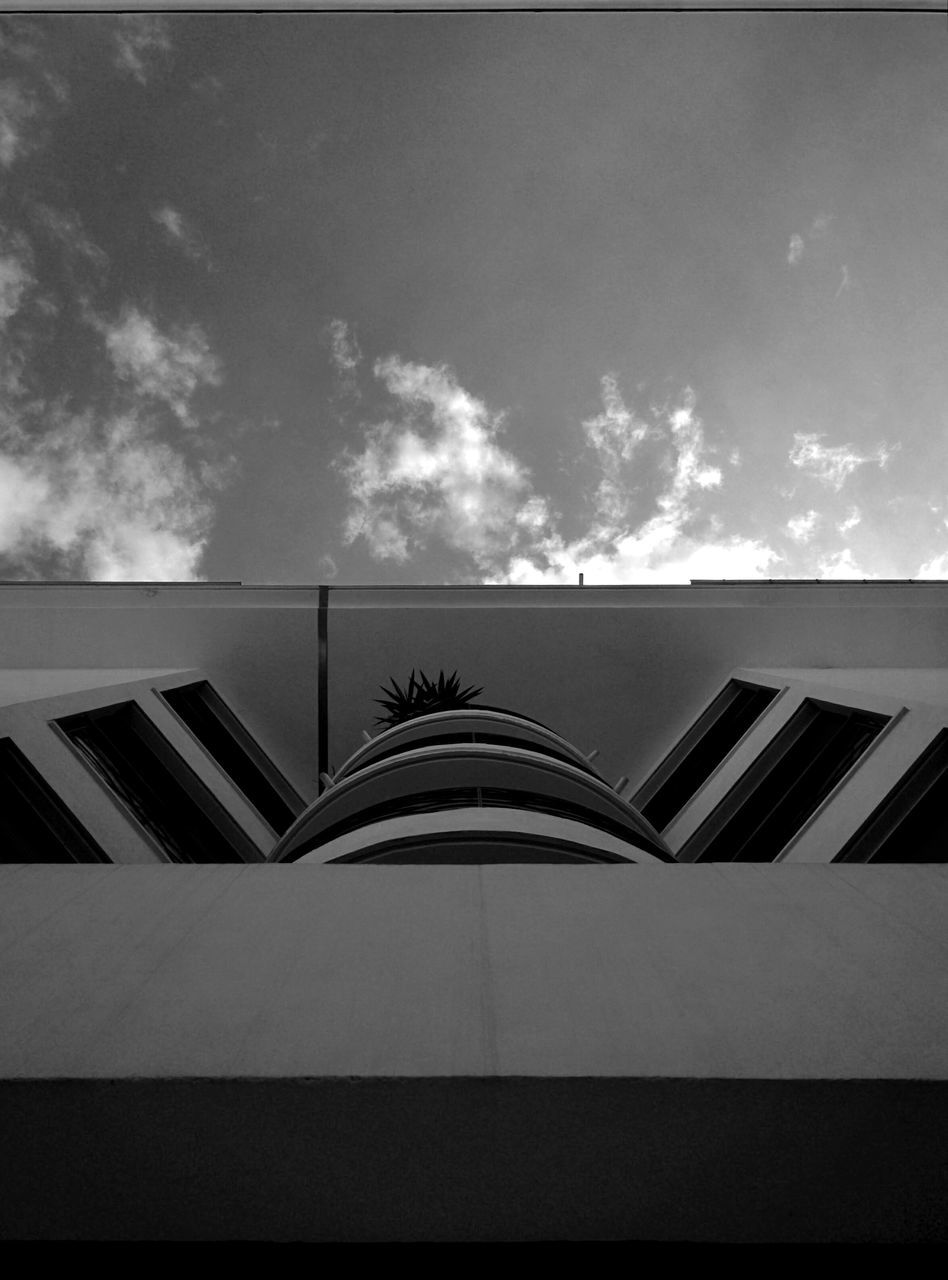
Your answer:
[1,580,947,1241]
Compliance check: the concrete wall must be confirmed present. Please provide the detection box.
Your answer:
[0,668,187,709]
[0,586,319,800]
[2,864,946,1241]
[3,865,945,1079]
[326,585,948,801]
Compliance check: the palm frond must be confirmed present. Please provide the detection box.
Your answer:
[373,667,485,727]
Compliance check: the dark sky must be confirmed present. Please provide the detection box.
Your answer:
[1,12,947,583]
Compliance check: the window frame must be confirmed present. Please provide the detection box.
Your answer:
[679,695,891,863]
[51,699,264,864]
[154,679,305,835]
[0,735,111,864]
[632,677,784,830]
[835,728,948,863]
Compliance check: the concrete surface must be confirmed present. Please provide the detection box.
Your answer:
[2,1078,946,1241]
[3,863,948,1241]
[2,864,947,1080]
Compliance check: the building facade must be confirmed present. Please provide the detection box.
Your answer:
[1,581,947,1240]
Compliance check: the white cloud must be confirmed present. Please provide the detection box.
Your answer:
[835,265,851,298]
[337,352,776,585]
[915,552,948,580]
[789,432,898,492]
[327,318,362,398]
[328,318,361,373]
[787,509,819,543]
[337,356,546,567]
[816,548,874,580]
[151,206,206,263]
[0,81,38,168]
[98,307,221,426]
[787,234,804,266]
[317,552,338,580]
[810,213,833,237]
[580,375,651,526]
[0,230,34,328]
[837,506,861,535]
[112,16,171,85]
[492,527,778,587]
[0,409,226,581]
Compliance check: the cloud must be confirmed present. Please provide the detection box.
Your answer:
[97,307,221,426]
[787,510,819,543]
[834,265,851,298]
[916,552,948,580]
[0,228,34,328]
[327,318,362,397]
[151,206,206,263]
[337,356,546,568]
[317,552,338,580]
[787,234,804,266]
[0,80,39,168]
[816,547,874,580]
[337,351,776,585]
[580,375,651,526]
[33,204,107,271]
[810,213,832,237]
[789,432,898,492]
[112,15,171,85]
[837,506,861,535]
[0,18,44,65]
[493,533,778,587]
[0,408,227,581]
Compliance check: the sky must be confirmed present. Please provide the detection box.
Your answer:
[1,11,947,585]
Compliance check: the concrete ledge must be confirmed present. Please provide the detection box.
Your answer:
[2,1077,946,1241]
[2,865,948,1080]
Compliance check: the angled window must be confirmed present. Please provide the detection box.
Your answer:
[55,702,261,864]
[684,698,888,863]
[158,681,303,835]
[836,730,948,863]
[0,737,109,864]
[636,680,779,831]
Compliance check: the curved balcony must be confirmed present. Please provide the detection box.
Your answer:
[337,708,603,782]
[270,733,674,864]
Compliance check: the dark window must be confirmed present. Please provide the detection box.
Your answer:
[56,702,260,864]
[685,699,888,863]
[0,738,109,863]
[638,681,779,830]
[159,681,302,834]
[836,730,948,863]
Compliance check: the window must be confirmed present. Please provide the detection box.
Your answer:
[159,681,302,834]
[836,730,948,863]
[0,737,109,863]
[56,702,261,864]
[683,698,888,863]
[637,681,779,831]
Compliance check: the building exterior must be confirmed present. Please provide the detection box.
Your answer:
[1,581,947,1240]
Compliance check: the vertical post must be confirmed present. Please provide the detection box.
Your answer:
[318,585,329,795]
